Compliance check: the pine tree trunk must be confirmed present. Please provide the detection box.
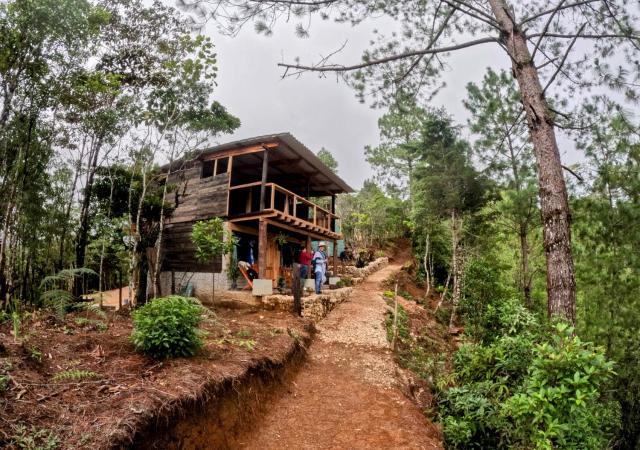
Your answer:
[489,0,576,324]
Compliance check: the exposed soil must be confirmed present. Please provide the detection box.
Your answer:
[0,306,311,449]
[235,263,443,450]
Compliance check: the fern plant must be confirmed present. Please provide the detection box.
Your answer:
[39,268,97,318]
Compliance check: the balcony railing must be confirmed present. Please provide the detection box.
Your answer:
[228,182,339,236]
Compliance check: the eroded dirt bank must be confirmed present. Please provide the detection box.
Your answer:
[126,328,312,450]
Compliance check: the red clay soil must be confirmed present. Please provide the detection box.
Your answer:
[0,306,311,449]
[237,264,443,450]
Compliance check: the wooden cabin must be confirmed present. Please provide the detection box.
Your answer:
[159,133,353,297]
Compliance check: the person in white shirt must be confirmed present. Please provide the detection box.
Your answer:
[313,242,327,294]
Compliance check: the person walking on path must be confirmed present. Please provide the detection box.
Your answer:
[299,245,313,280]
[313,242,328,294]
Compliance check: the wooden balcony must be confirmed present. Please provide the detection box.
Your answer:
[227,182,341,240]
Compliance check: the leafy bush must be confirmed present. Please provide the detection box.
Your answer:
[130,296,205,358]
[336,276,354,288]
[440,301,620,450]
[459,258,515,343]
[503,323,620,449]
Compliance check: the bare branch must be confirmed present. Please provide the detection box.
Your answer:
[520,0,601,25]
[530,0,567,61]
[528,32,640,40]
[542,22,586,94]
[562,164,583,182]
[442,0,500,29]
[277,37,499,74]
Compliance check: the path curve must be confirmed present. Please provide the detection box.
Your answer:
[238,263,443,450]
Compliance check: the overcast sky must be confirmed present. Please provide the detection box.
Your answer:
[201,13,580,191]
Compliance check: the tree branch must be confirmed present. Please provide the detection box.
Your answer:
[441,0,500,29]
[542,23,586,94]
[528,32,640,40]
[278,37,499,74]
[530,0,567,61]
[520,0,601,25]
[562,164,583,182]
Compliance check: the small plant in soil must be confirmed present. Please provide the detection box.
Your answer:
[27,346,42,363]
[11,424,60,450]
[269,327,284,337]
[0,375,9,393]
[131,296,206,358]
[236,329,252,338]
[74,317,107,331]
[52,369,100,382]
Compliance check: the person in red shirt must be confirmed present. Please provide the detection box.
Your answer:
[299,246,312,279]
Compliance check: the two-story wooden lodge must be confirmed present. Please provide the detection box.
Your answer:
[159,133,353,297]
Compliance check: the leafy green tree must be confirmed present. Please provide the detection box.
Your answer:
[412,110,489,324]
[571,97,640,448]
[191,217,236,304]
[464,68,539,306]
[337,180,406,249]
[365,92,428,202]
[316,147,338,173]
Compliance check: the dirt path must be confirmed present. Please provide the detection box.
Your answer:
[238,263,443,450]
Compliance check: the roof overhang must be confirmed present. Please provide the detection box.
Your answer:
[164,133,354,195]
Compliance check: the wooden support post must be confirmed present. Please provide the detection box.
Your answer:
[259,149,269,211]
[331,195,336,232]
[258,219,267,278]
[292,262,302,316]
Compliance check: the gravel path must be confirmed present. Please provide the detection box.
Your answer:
[238,263,443,449]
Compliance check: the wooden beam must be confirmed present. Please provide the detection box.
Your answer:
[228,212,277,223]
[228,222,259,236]
[260,150,268,211]
[264,219,329,242]
[201,142,278,161]
[258,219,267,278]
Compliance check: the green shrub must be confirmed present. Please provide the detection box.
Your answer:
[130,296,205,358]
[503,323,620,449]
[440,313,621,450]
[459,258,515,343]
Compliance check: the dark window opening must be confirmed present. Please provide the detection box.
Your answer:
[202,160,214,178]
[216,157,229,175]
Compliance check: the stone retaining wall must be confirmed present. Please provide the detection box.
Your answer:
[261,288,354,321]
[260,257,389,322]
[342,257,389,280]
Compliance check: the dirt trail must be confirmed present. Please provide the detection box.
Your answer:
[238,263,443,450]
